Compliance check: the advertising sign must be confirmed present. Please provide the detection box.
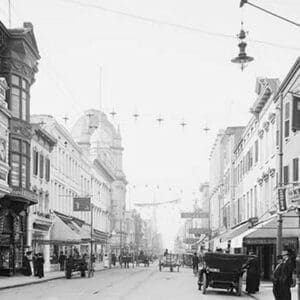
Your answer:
[188,228,209,235]
[288,187,300,206]
[278,188,287,212]
[183,238,199,244]
[73,197,91,212]
[181,212,209,218]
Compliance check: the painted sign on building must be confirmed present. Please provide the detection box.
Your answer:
[73,197,91,211]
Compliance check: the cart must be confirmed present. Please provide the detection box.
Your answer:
[198,252,248,296]
[159,254,180,272]
[65,257,88,279]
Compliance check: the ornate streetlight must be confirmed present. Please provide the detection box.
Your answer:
[231,23,254,71]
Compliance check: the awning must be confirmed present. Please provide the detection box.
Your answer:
[50,213,81,245]
[243,210,299,245]
[220,221,252,243]
[93,229,108,243]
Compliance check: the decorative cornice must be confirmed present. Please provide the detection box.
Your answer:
[268,168,276,177]
[258,129,264,138]
[257,177,263,186]
[0,56,37,82]
[263,121,270,132]
[262,172,269,182]
[268,112,276,124]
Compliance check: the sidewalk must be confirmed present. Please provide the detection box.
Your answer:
[244,281,297,300]
[0,262,108,291]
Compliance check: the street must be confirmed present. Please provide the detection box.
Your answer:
[0,265,287,300]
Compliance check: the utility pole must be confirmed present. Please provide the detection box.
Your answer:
[277,93,284,256]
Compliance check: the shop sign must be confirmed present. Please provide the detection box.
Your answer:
[188,228,209,235]
[288,187,300,206]
[181,212,208,218]
[73,197,91,211]
[183,238,199,244]
[11,187,38,202]
[277,188,287,212]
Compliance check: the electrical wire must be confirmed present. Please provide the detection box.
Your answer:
[58,0,300,51]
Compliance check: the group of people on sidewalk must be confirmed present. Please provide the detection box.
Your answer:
[23,251,45,278]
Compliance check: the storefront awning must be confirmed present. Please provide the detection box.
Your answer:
[50,213,82,245]
[243,210,299,245]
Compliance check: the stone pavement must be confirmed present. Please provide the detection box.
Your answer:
[0,262,110,290]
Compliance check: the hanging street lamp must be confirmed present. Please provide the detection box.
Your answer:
[231,23,254,71]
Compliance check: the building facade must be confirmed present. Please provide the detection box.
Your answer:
[28,123,56,272]
[0,21,40,276]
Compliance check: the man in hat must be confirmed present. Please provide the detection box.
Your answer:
[281,248,296,300]
[244,252,260,294]
[273,255,284,300]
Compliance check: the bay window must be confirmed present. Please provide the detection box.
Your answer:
[10,138,30,189]
[10,74,29,121]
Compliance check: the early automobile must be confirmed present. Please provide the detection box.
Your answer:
[159,253,180,272]
[198,252,248,296]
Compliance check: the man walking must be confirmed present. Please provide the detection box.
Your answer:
[281,248,296,300]
[244,252,260,294]
[192,252,199,276]
[58,251,66,271]
[273,255,284,300]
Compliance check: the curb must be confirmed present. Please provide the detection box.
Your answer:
[0,267,108,291]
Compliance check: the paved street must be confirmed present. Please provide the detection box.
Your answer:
[1,265,295,300]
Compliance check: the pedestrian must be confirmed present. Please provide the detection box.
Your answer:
[244,252,260,294]
[164,249,168,256]
[273,255,284,300]
[23,251,32,276]
[104,254,109,268]
[32,252,38,276]
[36,253,45,278]
[111,253,116,266]
[192,252,199,276]
[281,248,296,300]
[58,251,66,271]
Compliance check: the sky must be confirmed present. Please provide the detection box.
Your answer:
[1,0,299,248]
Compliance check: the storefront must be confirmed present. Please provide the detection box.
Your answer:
[227,210,299,280]
[30,213,53,272]
[0,190,37,276]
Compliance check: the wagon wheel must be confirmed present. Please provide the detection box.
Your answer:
[236,276,242,296]
[202,273,207,295]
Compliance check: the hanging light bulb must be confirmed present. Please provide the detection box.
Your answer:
[110,109,117,118]
[231,22,254,71]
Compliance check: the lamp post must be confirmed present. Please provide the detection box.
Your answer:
[240,0,300,28]
[89,203,94,278]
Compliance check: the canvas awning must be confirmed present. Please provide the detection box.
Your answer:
[243,210,299,245]
[49,213,81,245]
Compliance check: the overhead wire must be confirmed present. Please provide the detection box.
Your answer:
[58,0,300,51]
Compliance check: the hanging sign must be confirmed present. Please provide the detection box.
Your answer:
[278,188,287,212]
[73,197,91,212]
[181,212,208,218]
[288,187,300,206]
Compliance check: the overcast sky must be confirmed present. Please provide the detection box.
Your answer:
[1,0,299,248]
